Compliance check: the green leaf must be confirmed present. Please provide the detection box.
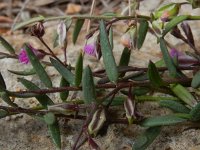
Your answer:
[0,109,8,119]
[25,44,52,88]
[73,19,85,44]
[109,26,114,50]
[162,15,189,37]
[18,78,54,108]
[147,61,164,88]
[99,20,118,82]
[59,77,69,102]
[170,84,196,107]
[132,127,161,150]
[137,20,149,49]
[103,96,126,106]
[75,52,83,86]
[12,15,45,31]
[191,70,200,88]
[0,72,6,91]
[8,68,36,76]
[50,58,75,85]
[119,47,131,66]
[82,66,96,104]
[7,91,39,98]
[141,114,187,127]
[0,91,18,107]
[0,36,15,54]
[190,102,200,121]
[159,100,190,113]
[48,119,61,149]
[44,112,56,125]
[160,38,177,77]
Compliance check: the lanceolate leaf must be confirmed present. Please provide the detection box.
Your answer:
[82,66,96,104]
[170,84,196,107]
[137,19,149,49]
[159,100,190,113]
[47,118,61,149]
[109,26,114,50]
[8,68,36,76]
[162,15,189,37]
[160,38,177,77]
[50,58,75,85]
[18,78,54,108]
[0,36,15,54]
[191,70,200,88]
[0,91,18,107]
[147,61,164,88]
[25,44,52,88]
[74,52,83,86]
[119,47,131,66]
[73,19,85,44]
[0,109,8,119]
[190,102,200,121]
[0,72,6,91]
[132,127,161,150]
[99,20,118,82]
[141,114,187,127]
[59,77,69,102]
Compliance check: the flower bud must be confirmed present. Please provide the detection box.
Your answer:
[153,3,180,20]
[152,19,163,34]
[57,21,67,46]
[88,108,106,136]
[30,22,45,38]
[84,36,98,57]
[169,48,199,67]
[18,44,45,64]
[120,26,136,48]
[124,96,135,124]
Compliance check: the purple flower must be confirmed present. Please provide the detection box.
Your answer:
[18,45,45,64]
[84,43,96,57]
[170,48,198,67]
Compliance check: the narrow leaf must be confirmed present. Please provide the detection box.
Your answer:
[13,15,45,31]
[18,78,54,108]
[44,112,56,125]
[50,58,75,85]
[73,19,85,44]
[0,36,15,54]
[48,119,61,149]
[119,47,131,66]
[160,38,177,77]
[25,44,52,88]
[99,20,118,82]
[159,100,190,113]
[191,70,200,88]
[0,91,18,107]
[190,102,200,121]
[162,15,189,36]
[109,26,114,50]
[82,66,96,104]
[132,127,161,150]
[0,109,8,119]
[8,68,36,76]
[59,77,69,102]
[170,84,196,106]
[141,114,187,127]
[75,52,83,86]
[137,20,149,49]
[181,22,195,47]
[147,61,164,87]
[0,72,6,91]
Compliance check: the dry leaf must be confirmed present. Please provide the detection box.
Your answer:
[65,3,82,14]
